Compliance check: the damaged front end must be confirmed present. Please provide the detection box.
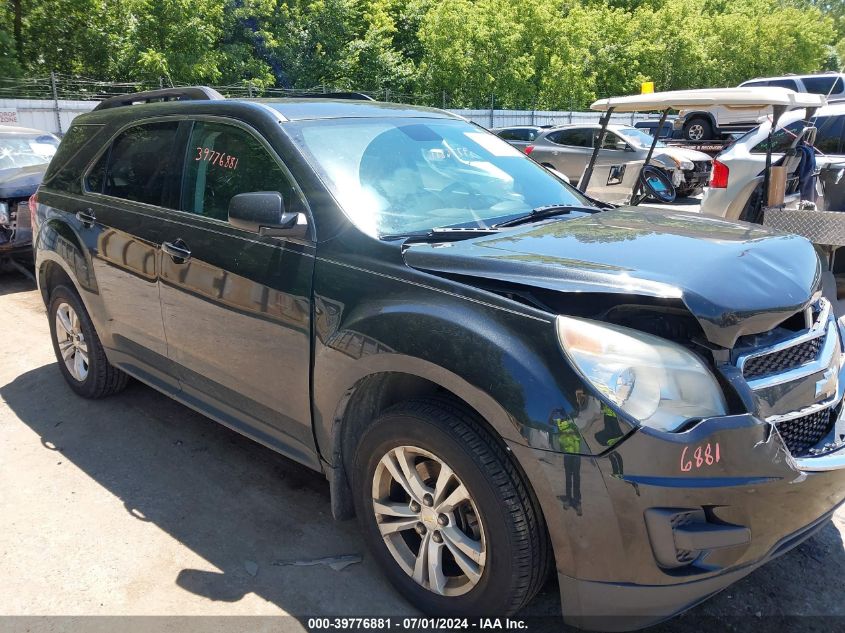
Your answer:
[403,208,845,628]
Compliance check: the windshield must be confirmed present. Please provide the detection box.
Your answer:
[617,127,666,149]
[0,131,59,170]
[285,117,592,237]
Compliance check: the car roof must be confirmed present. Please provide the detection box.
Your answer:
[742,73,845,83]
[541,123,633,132]
[257,98,461,121]
[76,95,462,125]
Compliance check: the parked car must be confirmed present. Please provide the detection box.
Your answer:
[0,125,59,271]
[491,125,545,152]
[633,119,675,139]
[526,123,712,197]
[32,87,845,630]
[700,101,845,220]
[674,73,845,141]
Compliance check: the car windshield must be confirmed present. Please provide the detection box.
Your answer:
[285,117,592,237]
[617,127,666,149]
[0,132,59,170]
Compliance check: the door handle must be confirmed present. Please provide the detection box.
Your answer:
[75,209,96,227]
[162,239,191,263]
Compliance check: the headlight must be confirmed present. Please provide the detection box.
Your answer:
[0,201,8,225]
[556,316,727,432]
[666,156,694,171]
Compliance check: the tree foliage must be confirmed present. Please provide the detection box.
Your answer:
[0,0,841,108]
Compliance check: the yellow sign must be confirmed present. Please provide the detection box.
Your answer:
[641,81,654,94]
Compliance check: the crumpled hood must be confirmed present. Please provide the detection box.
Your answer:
[657,146,712,164]
[403,208,821,348]
[0,164,47,199]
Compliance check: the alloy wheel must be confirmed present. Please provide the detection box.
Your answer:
[371,445,487,597]
[687,124,704,141]
[55,302,89,382]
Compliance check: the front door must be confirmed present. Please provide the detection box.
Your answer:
[158,119,317,462]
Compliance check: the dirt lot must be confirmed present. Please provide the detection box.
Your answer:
[1,269,844,632]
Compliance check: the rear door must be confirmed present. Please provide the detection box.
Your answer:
[157,118,317,462]
[81,119,186,388]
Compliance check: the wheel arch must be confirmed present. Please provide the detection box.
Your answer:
[36,216,99,307]
[323,364,537,523]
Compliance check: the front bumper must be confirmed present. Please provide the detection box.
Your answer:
[509,407,845,630]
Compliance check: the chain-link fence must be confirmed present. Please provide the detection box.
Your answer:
[0,74,657,135]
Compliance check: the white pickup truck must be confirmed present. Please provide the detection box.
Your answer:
[674,73,845,140]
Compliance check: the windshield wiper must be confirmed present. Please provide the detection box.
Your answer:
[492,204,598,228]
[380,226,500,243]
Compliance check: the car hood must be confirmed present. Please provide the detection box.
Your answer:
[0,164,47,199]
[657,146,713,163]
[402,208,821,348]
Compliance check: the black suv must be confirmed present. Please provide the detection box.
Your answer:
[32,87,845,629]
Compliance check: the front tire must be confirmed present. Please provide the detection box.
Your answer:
[48,285,128,399]
[353,398,549,616]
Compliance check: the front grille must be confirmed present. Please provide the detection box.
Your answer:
[742,335,823,380]
[776,409,834,456]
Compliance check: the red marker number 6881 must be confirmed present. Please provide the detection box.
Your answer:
[680,442,721,472]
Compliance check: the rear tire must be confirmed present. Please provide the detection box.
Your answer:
[353,398,550,616]
[682,117,713,141]
[48,285,128,399]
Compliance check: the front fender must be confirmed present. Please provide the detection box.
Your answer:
[311,260,635,463]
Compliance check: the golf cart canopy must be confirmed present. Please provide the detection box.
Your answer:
[580,87,827,204]
[590,87,827,113]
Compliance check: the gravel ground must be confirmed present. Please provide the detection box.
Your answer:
[1,269,843,633]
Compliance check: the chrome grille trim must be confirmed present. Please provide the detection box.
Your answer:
[737,299,834,390]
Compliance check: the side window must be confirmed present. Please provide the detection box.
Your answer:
[497,129,519,141]
[102,122,181,206]
[802,76,845,96]
[182,121,304,222]
[768,79,799,90]
[549,129,591,147]
[815,116,844,155]
[526,129,538,141]
[600,132,625,150]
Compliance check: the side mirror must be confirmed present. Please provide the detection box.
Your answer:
[228,191,305,238]
[614,141,629,151]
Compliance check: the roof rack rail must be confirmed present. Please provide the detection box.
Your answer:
[93,86,225,111]
[288,91,375,101]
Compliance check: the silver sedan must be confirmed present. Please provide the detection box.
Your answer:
[524,123,712,197]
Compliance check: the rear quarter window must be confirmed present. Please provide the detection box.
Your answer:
[42,123,105,191]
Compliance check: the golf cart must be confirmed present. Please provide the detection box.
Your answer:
[583,88,826,208]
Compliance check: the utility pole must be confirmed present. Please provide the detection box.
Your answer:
[12,0,22,65]
[50,71,62,136]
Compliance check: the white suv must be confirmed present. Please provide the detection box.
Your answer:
[674,73,845,141]
[700,102,845,219]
